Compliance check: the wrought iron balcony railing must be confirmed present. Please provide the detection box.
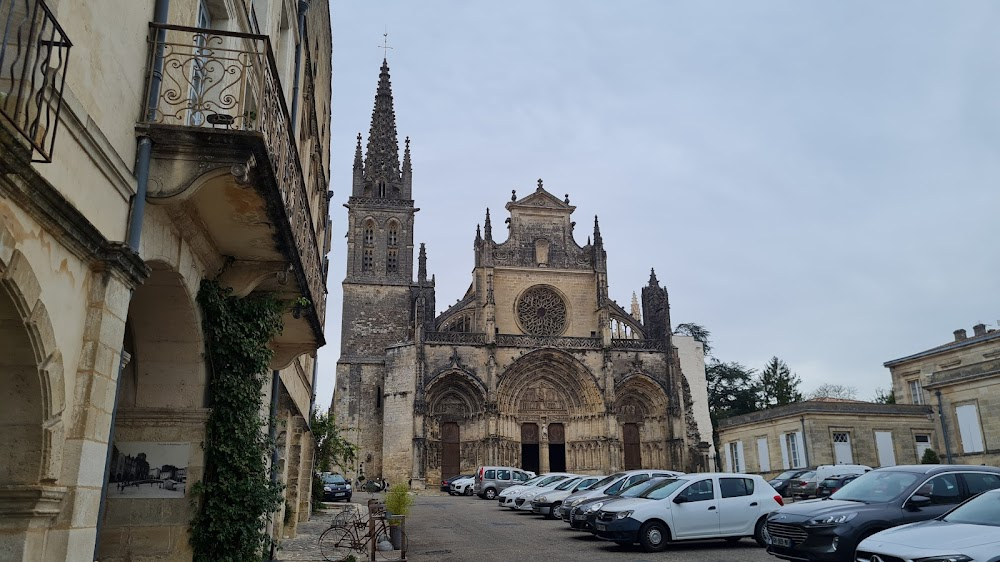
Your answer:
[139,23,324,321]
[0,0,71,162]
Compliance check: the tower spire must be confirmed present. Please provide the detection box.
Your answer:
[648,268,659,287]
[631,292,641,321]
[363,58,401,190]
[484,208,492,241]
[593,215,603,246]
[353,133,363,169]
[418,243,427,283]
[402,136,411,174]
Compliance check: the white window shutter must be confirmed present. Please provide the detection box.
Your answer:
[956,404,985,453]
[780,434,790,469]
[757,437,771,472]
[724,443,732,472]
[736,441,745,473]
[794,432,806,468]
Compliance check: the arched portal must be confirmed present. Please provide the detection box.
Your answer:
[0,284,45,485]
[425,370,486,484]
[497,349,605,473]
[615,374,671,470]
[99,262,206,560]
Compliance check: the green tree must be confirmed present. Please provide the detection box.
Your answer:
[310,408,358,474]
[808,383,858,401]
[674,323,712,356]
[873,387,896,404]
[758,356,803,409]
[920,448,940,464]
[706,359,760,419]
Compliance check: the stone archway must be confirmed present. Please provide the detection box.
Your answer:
[99,261,207,560]
[424,370,487,484]
[0,247,67,561]
[497,349,605,473]
[615,374,671,470]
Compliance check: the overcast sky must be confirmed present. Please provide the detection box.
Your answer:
[315,1,1000,410]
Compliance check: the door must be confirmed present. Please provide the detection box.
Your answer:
[441,422,460,480]
[833,432,853,465]
[875,431,896,467]
[670,478,720,539]
[623,423,641,470]
[718,477,758,535]
[548,423,566,472]
[521,423,540,474]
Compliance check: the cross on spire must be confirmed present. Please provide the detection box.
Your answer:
[379,30,393,59]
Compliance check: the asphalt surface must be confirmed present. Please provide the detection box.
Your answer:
[406,492,774,562]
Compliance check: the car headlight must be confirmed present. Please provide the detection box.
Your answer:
[806,512,857,525]
[615,510,633,520]
[535,495,548,503]
[914,557,973,562]
[568,498,582,507]
[345,484,351,490]
[324,486,331,492]
[587,502,604,512]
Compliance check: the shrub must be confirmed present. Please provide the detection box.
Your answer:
[921,448,941,464]
[384,483,413,517]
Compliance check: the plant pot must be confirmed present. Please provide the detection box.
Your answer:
[389,523,403,550]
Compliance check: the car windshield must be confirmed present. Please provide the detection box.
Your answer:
[820,479,839,487]
[537,475,568,486]
[323,475,346,485]
[942,491,1000,527]
[590,472,625,490]
[555,478,581,491]
[638,478,689,500]
[831,471,919,503]
[796,471,816,481]
[620,478,666,498]
[773,471,801,481]
[520,476,543,486]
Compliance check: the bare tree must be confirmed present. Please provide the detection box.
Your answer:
[808,383,859,401]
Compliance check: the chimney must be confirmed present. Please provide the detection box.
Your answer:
[973,323,987,337]
[954,329,967,341]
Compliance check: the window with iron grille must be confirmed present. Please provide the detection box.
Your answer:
[387,224,398,247]
[386,249,397,273]
[362,249,373,272]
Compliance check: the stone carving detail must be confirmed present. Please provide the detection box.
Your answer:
[434,395,467,418]
[516,286,567,336]
[617,399,646,423]
[495,334,601,349]
[519,384,566,412]
[611,338,665,351]
[424,331,486,345]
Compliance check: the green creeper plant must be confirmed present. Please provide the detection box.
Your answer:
[189,279,286,562]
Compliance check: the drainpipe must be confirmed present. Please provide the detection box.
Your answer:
[288,0,310,134]
[93,2,169,560]
[935,390,954,464]
[800,416,810,467]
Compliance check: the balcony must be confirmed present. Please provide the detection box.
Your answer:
[136,23,326,356]
[0,0,71,162]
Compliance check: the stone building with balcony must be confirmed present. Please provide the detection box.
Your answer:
[0,1,331,560]
[332,60,713,489]
[885,322,1000,467]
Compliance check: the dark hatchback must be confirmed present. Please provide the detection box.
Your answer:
[815,474,859,498]
[321,473,353,502]
[769,469,813,497]
[765,464,1000,562]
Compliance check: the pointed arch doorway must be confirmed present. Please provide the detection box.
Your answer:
[441,422,460,480]
[521,423,539,474]
[548,423,565,472]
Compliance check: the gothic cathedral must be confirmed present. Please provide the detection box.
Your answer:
[332,60,713,488]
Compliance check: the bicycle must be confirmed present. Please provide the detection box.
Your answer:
[318,503,407,561]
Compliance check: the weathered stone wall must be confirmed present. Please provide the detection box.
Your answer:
[382,345,418,487]
[491,269,598,337]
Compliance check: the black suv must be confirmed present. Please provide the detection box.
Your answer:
[765,464,1000,562]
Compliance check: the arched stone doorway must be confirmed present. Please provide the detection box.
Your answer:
[497,349,605,473]
[615,374,671,470]
[0,249,67,561]
[425,370,486,484]
[99,262,207,560]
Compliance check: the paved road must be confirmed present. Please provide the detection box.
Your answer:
[406,492,774,562]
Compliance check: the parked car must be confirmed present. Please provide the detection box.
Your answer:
[769,469,814,497]
[856,487,1000,562]
[321,473,352,502]
[765,464,1000,562]
[473,466,533,500]
[500,473,574,508]
[788,471,819,499]
[532,475,602,519]
[562,469,683,528]
[592,472,783,551]
[815,474,859,498]
[580,476,676,532]
[440,473,472,493]
[449,475,475,496]
[514,474,581,511]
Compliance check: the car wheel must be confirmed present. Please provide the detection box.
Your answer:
[484,488,497,500]
[465,487,473,496]
[754,516,768,548]
[545,502,561,519]
[638,521,670,553]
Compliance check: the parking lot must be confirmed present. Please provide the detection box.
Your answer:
[405,492,774,562]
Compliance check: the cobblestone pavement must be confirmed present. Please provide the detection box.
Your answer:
[276,501,370,561]
[405,491,774,562]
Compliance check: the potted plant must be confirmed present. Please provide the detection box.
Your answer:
[383,483,413,550]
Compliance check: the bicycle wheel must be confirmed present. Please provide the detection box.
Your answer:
[374,525,407,561]
[319,525,367,562]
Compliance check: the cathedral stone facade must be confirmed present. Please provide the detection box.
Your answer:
[333,61,712,488]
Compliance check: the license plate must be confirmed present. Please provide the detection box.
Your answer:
[334,492,345,496]
[771,536,792,548]
[595,523,607,531]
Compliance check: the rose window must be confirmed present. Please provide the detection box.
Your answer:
[516,286,567,335]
